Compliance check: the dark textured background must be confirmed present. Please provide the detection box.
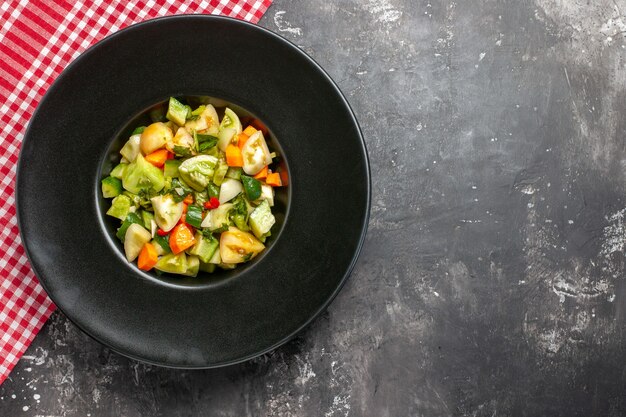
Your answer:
[2,0,625,415]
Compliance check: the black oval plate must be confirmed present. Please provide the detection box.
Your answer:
[16,15,370,368]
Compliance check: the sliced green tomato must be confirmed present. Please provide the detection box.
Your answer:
[241,175,262,201]
[219,108,243,134]
[200,203,233,231]
[219,178,243,204]
[101,176,122,198]
[185,104,219,135]
[124,223,152,262]
[219,226,265,264]
[185,205,204,229]
[150,194,184,232]
[155,252,188,274]
[217,127,237,152]
[120,134,141,162]
[166,97,189,126]
[241,131,272,175]
[122,154,165,194]
[110,163,128,180]
[178,155,218,191]
[183,255,200,277]
[202,104,220,136]
[249,200,275,240]
[106,194,132,221]
[216,108,242,151]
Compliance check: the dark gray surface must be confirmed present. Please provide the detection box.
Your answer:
[2,0,625,415]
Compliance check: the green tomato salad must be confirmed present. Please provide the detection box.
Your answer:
[101,97,284,276]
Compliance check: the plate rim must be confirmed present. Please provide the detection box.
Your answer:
[16,14,371,368]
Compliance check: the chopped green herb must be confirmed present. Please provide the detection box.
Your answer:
[173,145,192,157]
[131,126,146,135]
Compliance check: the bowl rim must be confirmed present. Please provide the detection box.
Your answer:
[16,14,371,368]
[96,96,293,290]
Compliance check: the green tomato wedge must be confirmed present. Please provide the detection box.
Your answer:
[217,127,237,152]
[151,194,184,232]
[241,131,272,175]
[178,155,218,191]
[185,104,219,135]
[155,252,188,274]
[219,226,265,264]
[219,107,242,134]
[216,108,242,151]
[122,154,165,194]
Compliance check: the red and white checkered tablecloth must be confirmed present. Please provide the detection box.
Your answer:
[0,0,272,385]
